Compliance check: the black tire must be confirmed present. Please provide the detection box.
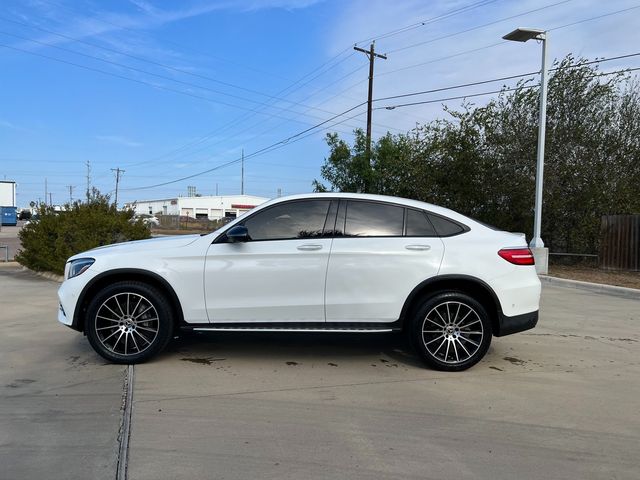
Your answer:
[410,291,492,371]
[85,281,174,364]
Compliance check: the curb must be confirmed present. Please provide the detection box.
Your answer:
[0,261,64,283]
[540,275,640,300]
[27,268,64,283]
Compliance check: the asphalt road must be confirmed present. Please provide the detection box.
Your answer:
[1,263,639,480]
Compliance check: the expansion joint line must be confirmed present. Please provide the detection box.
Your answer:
[116,364,134,480]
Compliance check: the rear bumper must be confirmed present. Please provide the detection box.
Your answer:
[495,310,538,337]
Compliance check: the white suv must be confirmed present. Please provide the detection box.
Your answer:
[57,193,540,371]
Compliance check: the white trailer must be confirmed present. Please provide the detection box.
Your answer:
[0,181,16,207]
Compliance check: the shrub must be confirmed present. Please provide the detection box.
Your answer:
[16,192,150,275]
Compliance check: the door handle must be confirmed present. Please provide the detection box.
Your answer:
[405,244,431,251]
[297,244,323,251]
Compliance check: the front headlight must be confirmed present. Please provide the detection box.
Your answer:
[67,258,95,279]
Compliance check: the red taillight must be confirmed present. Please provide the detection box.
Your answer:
[498,248,535,265]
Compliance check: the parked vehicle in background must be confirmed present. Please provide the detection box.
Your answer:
[57,193,541,371]
[132,213,160,226]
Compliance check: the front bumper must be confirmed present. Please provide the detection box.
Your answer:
[57,268,101,332]
[495,310,538,337]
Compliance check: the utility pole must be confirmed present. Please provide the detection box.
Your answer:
[85,161,91,202]
[49,192,53,206]
[44,178,48,206]
[66,185,74,204]
[215,183,219,196]
[241,149,244,195]
[111,168,125,208]
[354,41,387,163]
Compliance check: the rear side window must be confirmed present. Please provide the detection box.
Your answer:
[345,201,404,237]
[243,200,331,240]
[427,213,465,237]
[405,209,437,237]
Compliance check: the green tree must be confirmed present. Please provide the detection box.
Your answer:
[314,54,640,254]
[16,190,150,275]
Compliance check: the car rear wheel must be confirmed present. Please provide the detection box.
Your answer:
[85,281,173,364]
[410,292,492,371]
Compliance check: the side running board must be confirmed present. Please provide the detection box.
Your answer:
[180,321,401,333]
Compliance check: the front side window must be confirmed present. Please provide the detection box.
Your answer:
[243,200,331,241]
[344,201,404,237]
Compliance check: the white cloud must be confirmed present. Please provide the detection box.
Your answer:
[309,0,640,134]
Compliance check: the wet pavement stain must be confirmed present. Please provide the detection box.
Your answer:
[503,356,526,365]
[181,357,226,365]
[5,378,35,388]
[327,362,338,367]
[285,361,299,366]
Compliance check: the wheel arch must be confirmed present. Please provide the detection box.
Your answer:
[72,269,185,333]
[399,275,503,335]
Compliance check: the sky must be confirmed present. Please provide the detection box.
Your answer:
[1,0,639,207]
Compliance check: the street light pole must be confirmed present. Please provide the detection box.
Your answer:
[503,27,549,274]
[531,32,548,250]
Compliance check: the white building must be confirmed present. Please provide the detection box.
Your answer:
[0,180,17,207]
[125,195,269,220]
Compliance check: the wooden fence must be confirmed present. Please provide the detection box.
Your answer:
[599,215,640,271]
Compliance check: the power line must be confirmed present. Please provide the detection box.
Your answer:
[119,55,366,170]
[23,0,291,82]
[377,5,640,78]
[385,0,572,55]
[121,107,368,192]
[0,15,361,119]
[353,0,502,46]
[122,62,640,192]
[377,41,506,78]
[2,2,504,176]
[0,39,373,147]
[375,67,640,110]
[374,52,640,104]
[549,4,640,31]
[0,29,358,124]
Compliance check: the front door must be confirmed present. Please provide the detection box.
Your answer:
[204,199,333,323]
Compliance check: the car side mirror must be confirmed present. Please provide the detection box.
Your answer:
[226,225,249,243]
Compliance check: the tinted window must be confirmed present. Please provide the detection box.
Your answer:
[406,209,437,236]
[243,200,331,241]
[323,200,339,236]
[427,213,465,236]
[345,201,404,237]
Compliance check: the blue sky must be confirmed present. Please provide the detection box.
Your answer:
[1,0,639,207]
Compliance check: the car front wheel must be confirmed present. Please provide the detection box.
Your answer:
[411,292,492,371]
[85,281,173,364]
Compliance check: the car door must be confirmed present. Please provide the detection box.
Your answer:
[325,200,445,323]
[204,199,334,323]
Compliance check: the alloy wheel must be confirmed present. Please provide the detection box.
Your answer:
[94,292,159,357]
[421,301,484,365]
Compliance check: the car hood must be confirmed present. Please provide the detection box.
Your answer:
[69,234,201,260]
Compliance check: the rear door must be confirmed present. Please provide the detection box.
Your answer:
[325,200,445,323]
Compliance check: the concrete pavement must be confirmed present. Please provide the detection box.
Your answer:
[127,285,640,480]
[0,265,125,480]
[1,264,639,479]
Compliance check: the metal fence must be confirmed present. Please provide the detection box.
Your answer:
[599,215,640,271]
